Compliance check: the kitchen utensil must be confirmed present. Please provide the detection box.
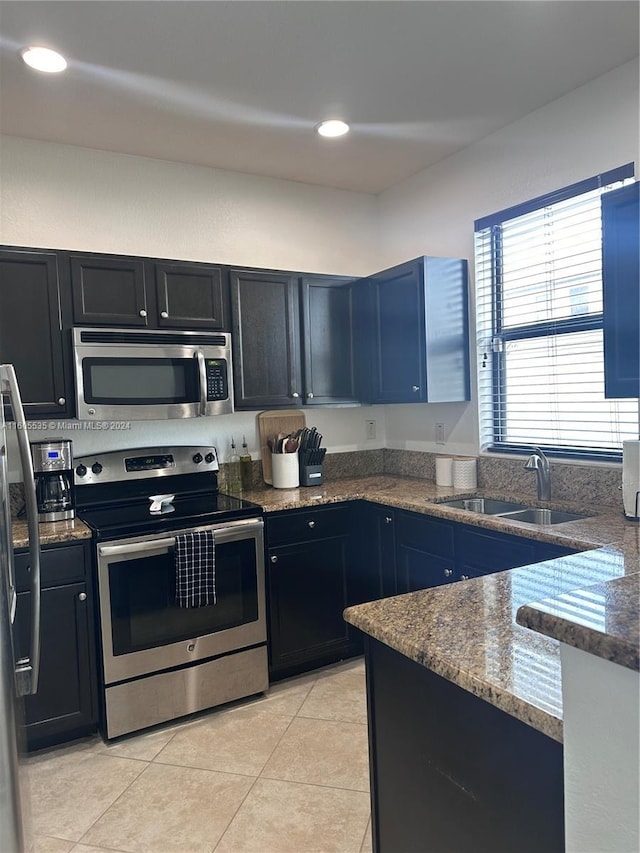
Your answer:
[257,411,306,484]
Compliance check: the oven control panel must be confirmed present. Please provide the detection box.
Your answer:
[74,445,220,485]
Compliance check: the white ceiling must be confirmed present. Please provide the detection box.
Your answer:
[0,1,638,193]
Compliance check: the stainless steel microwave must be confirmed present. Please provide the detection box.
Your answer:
[72,328,233,420]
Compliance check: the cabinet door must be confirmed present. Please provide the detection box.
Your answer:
[455,525,535,577]
[356,503,397,600]
[155,262,230,330]
[602,182,640,399]
[16,582,96,749]
[301,276,358,405]
[0,249,71,418]
[369,260,426,403]
[267,536,352,677]
[70,254,148,326]
[231,269,302,409]
[395,512,456,592]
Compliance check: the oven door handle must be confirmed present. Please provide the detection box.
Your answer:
[195,350,207,416]
[99,539,176,557]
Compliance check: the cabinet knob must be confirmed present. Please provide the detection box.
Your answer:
[443,568,453,577]
[78,592,87,602]
[270,555,278,563]
[139,309,147,318]
[385,516,393,524]
[292,392,300,398]
[57,397,66,406]
[308,520,316,528]
[412,385,420,393]
[460,575,470,581]
[160,311,169,319]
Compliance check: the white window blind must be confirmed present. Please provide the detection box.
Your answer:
[475,166,639,460]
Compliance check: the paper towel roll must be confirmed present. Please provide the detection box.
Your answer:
[435,456,453,486]
[622,440,640,519]
[453,457,477,490]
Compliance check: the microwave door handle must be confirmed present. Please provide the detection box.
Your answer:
[195,350,207,416]
[2,365,42,697]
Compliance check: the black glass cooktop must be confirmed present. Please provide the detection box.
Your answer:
[78,491,263,541]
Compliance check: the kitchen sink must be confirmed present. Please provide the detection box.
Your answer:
[501,508,589,525]
[436,498,528,515]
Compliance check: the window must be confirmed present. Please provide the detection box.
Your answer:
[475,164,638,461]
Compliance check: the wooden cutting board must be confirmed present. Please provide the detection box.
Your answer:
[257,410,306,484]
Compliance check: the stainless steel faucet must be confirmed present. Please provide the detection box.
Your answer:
[524,447,551,501]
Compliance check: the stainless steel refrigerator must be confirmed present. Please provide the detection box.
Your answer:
[0,364,41,853]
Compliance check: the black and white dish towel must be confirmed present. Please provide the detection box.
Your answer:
[175,530,216,608]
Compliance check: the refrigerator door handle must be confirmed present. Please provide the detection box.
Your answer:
[1,365,41,696]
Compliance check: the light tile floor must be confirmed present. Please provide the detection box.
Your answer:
[28,657,372,853]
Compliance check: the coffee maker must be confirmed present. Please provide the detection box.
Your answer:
[31,439,75,522]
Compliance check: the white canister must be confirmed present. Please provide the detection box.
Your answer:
[435,456,454,487]
[271,452,300,489]
[452,457,478,490]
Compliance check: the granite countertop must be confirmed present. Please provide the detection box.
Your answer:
[516,573,639,672]
[12,473,639,742]
[12,517,92,549]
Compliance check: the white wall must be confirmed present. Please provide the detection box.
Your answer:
[561,644,639,853]
[378,59,640,456]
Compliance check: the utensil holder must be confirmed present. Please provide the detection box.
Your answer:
[300,464,324,487]
[271,451,300,489]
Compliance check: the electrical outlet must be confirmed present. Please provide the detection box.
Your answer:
[365,419,376,440]
[435,422,446,444]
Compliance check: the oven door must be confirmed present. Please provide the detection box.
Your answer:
[96,518,265,685]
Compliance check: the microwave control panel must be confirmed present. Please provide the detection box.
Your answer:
[205,359,229,401]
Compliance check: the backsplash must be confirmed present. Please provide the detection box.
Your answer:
[10,450,623,518]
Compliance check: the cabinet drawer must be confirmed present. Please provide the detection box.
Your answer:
[14,543,87,592]
[266,505,352,547]
[395,512,454,559]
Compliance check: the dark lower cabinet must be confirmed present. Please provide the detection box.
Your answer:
[266,504,363,678]
[602,181,640,399]
[364,504,576,592]
[0,248,72,418]
[365,637,564,853]
[14,541,97,750]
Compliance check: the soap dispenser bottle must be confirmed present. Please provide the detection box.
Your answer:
[228,438,241,493]
[240,435,253,490]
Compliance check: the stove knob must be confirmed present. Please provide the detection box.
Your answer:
[91,462,103,475]
[76,464,87,478]
[193,453,203,464]
[205,453,215,464]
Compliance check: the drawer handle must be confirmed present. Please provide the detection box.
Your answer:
[270,555,278,563]
[307,520,316,529]
[160,311,169,319]
[78,592,87,601]
[443,568,453,578]
[460,575,469,581]
[385,516,393,524]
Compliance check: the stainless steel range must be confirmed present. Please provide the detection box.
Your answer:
[74,445,267,740]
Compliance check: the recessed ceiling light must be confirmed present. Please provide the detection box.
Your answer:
[316,120,350,138]
[20,46,68,73]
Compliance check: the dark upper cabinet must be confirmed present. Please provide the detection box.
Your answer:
[301,276,358,405]
[602,182,640,399]
[358,256,470,404]
[231,268,302,409]
[0,248,72,418]
[70,253,230,330]
[155,261,229,330]
[70,254,148,326]
[231,269,357,410]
